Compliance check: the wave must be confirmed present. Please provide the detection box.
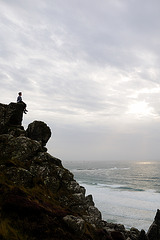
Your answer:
[109,167,130,171]
[78,180,159,195]
[78,181,123,188]
[117,186,144,192]
[72,167,130,172]
[78,181,146,192]
[69,161,160,231]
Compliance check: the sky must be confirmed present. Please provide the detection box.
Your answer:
[1,0,160,162]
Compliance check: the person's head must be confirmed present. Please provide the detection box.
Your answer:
[18,92,22,96]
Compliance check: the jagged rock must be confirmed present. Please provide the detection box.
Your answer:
[85,194,95,206]
[147,209,160,240]
[80,186,86,195]
[72,193,85,202]
[155,209,160,224]
[30,155,62,193]
[60,191,88,214]
[56,166,73,180]
[63,215,85,236]
[26,120,51,146]
[83,205,102,227]
[0,102,24,134]
[64,180,85,194]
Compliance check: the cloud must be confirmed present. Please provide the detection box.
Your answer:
[1,0,160,161]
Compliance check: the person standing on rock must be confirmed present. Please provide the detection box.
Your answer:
[17,92,28,114]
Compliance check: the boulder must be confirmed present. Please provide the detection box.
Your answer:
[26,121,51,146]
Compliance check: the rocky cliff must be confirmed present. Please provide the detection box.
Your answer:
[0,102,159,240]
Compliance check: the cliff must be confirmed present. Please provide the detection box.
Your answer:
[0,102,159,240]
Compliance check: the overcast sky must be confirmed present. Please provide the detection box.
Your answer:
[1,0,160,163]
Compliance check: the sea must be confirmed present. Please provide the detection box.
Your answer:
[64,160,160,232]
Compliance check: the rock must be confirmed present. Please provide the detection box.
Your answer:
[111,231,126,240]
[155,209,160,224]
[5,167,33,187]
[65,180,85,193]
[93,228,113,240]
[80,186,86,195]
[85,194,95,206]
[115,224,126,232]
[147,209,160,240]
[72,193,85,202]
[30,154,62,193]
[31,152,62,167]
[138,230,148,240]
[83,205,102,227]
[102,222,127,240]
[7,125,25,137]
[1,101,152,240]
[26,120,51,146]
[0,102,24,134]
[128,227,140,240]
[63,215,85,236]
[0,134,41,162]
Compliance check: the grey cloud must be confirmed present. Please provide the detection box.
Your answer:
[1,0,160,161]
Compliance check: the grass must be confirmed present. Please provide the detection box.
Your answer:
[0,158,102,240]
[0,219,29,240]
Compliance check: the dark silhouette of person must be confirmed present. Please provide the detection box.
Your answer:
[17,92,28,114]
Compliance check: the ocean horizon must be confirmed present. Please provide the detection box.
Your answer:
[64,160,160,231]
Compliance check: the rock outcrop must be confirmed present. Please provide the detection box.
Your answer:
[0,102,159,240]
[0,102,24,134]
[147,209,160,240]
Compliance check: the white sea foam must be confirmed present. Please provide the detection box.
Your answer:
[80,181,160,231]
[65,161,160,231]
[73,167,130,172]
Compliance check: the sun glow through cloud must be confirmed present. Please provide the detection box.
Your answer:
[1,0,160,162]
[127,101,154,117]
